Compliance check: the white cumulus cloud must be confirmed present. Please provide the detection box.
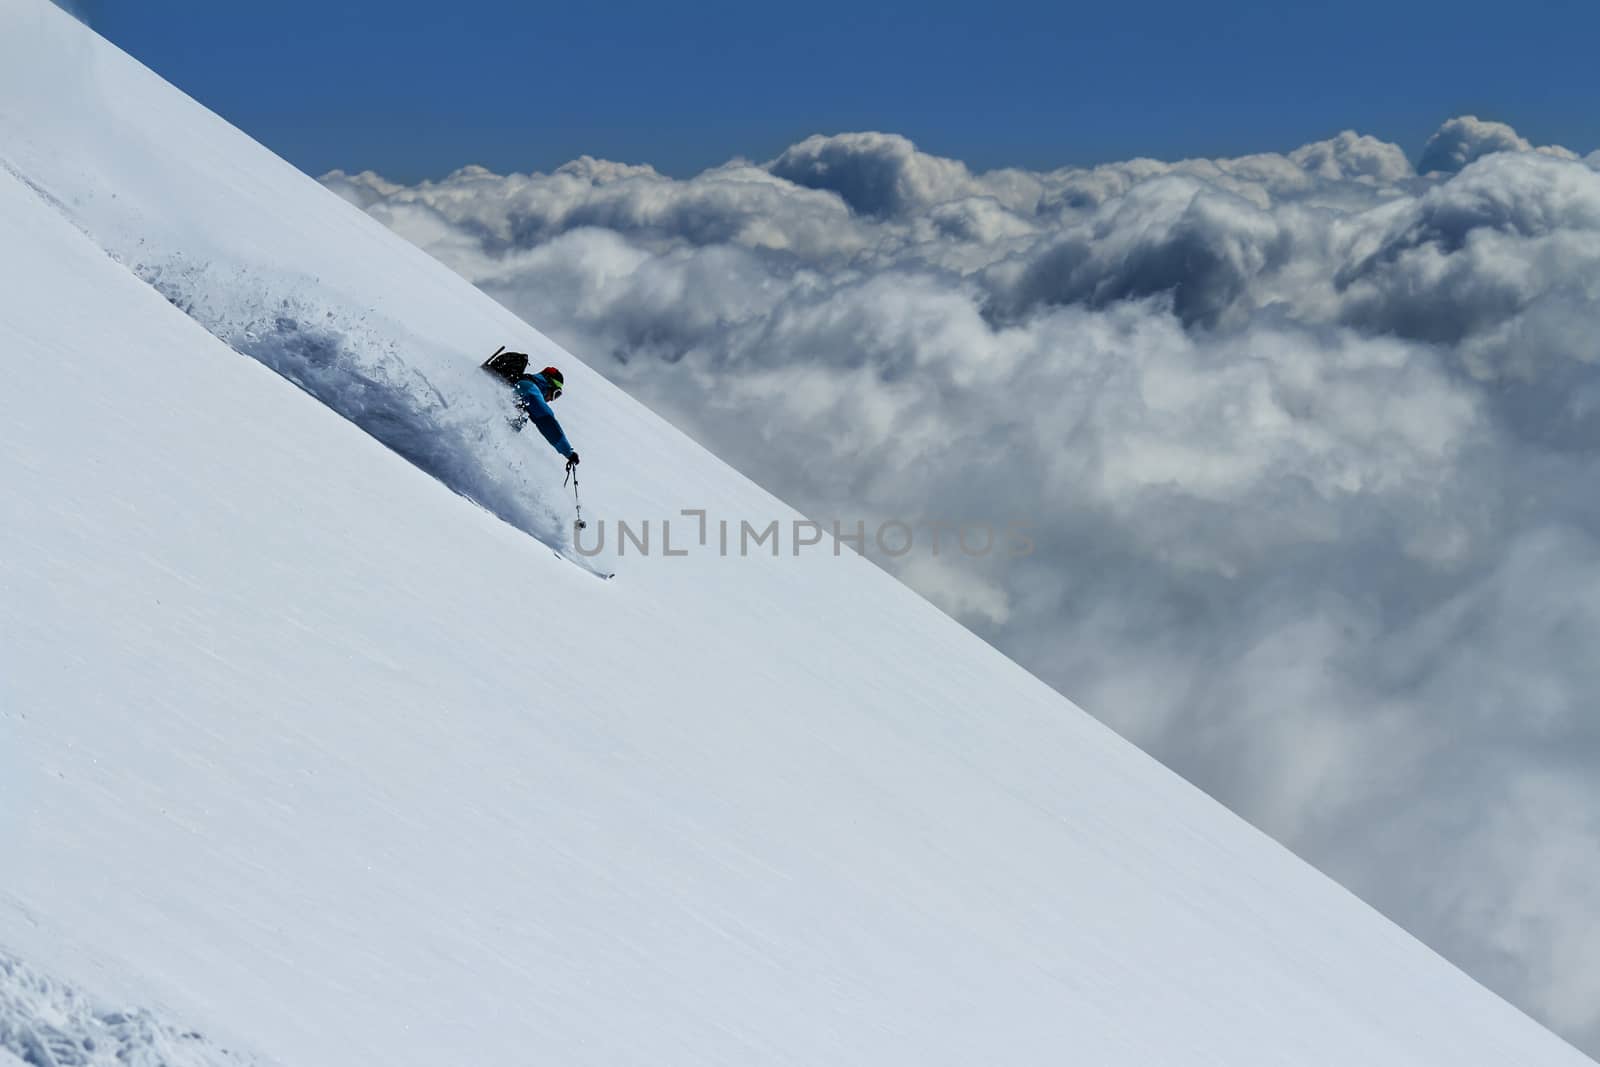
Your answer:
[1418,114,1577,174]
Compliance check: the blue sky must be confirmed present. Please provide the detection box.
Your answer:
[81,0,1598,181]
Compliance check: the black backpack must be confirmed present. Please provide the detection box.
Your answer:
[481,346,530,386]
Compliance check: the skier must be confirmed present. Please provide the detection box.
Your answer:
[482,348,579,472]
[514,365,580,471]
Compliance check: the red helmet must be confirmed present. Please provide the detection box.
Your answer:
[540,366,564,400]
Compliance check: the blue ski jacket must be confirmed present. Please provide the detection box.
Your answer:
[513,374,576,458]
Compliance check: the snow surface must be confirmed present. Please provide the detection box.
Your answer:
[1,951,261,1067]
[0,0,1590,1064]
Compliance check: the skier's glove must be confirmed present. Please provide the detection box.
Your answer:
[566,452,580,470]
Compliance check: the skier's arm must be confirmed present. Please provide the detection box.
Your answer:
[532,413,575,458]
[514,380,577,458]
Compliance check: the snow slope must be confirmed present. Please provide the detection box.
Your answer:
[0,1,1589,1064]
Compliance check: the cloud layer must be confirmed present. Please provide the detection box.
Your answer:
[325,117,1600,1055]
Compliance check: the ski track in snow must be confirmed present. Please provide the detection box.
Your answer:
[0,952,266,1067]
[133,255,584,563]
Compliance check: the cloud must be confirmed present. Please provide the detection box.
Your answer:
[1336,151,1600,442]
[768,131,979,217]
[981,176,1292,327]
[1289,129,1415,183]
[1417,114,1578,174]
[325,116,1600,1056]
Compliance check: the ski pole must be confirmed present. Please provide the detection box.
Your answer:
[566,464,587,529]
